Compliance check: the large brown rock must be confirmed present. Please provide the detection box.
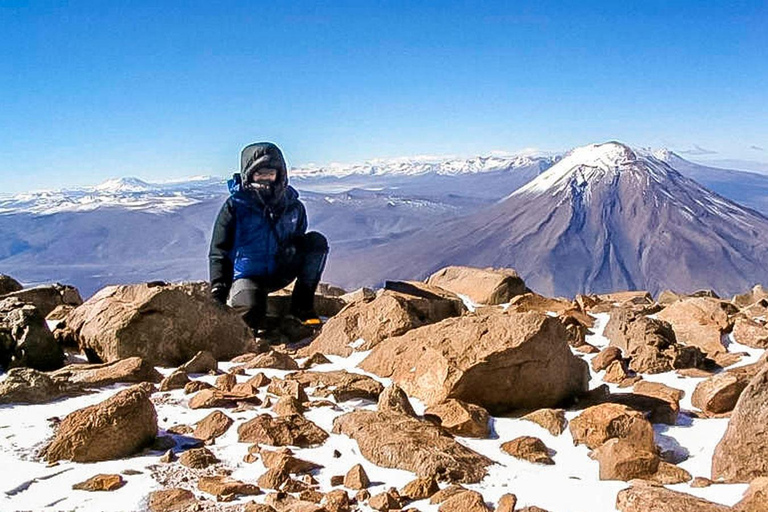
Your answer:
[732,317,768,349]
[238,414,329,447]
[332,409,493,483]
[735,477,768,512]
[0,297,63,371]
[604,308,705,374]
[733,285,768,308]
[692,372,750,415]
[43,383,157,462]
[569,403,656,452]
[0,367,66,404]
[286,370,383,403]
[2,283,82,317]
[657,297,736,355]
[425,266,526,305]
[63,281,256,366]
[301,288,465,357]
[360,311,589,414]
[616,483,731,512]
[712,366,768,482]
[0,274,23,295]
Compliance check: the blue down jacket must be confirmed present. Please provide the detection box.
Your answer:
[208,173,307,289]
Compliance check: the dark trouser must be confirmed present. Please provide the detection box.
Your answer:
[228,231,328,330]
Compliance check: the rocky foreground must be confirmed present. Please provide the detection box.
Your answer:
[1,267,768,511]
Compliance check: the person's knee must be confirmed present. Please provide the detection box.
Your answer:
[303,231,329,254]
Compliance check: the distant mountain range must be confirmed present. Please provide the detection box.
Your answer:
[329,142,768,296]
[1,144,767,297]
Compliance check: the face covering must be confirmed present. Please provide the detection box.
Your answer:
[246,168,282,205]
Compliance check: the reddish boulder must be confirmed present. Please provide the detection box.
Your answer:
[43,383,157,462]
[360,311,589,414]
[301,287,465,357]
[712,366,768,482]
[425,265,526,305]
[64,282,255,365]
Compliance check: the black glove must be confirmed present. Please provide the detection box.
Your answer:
[211,285,229,306]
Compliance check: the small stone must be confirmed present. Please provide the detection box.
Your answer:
[147,488,197,512]
[272,395,305,416]
[438,490,492,512]
[184,380,213,394]
[322,489,350,512]
[178,447,219,469]
[193,411,234,441]
[197,475,260,497]
[330,475,344,487]
[72,474,125,491]
[160,450,176,463]
[180,350,218,374]
[343,463,371,490]
[368,488,401,511]
[521,408,567,436]
[215,373,237,391]
[592,346,623,372]
[400,476,439,500]
[501,436,554,465]
[690,476,714,488]
[430,484,468,504]
[267,378,309,402]
[258,468,289,490]
[649,461,692,485]
[159,370,190,392]
[299,490,325,503]
[497,493,518,512]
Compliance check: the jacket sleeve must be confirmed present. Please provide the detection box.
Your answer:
[208,199,236,291]
[295,202,308,237]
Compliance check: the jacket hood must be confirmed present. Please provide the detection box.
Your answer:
[240,142,288,187]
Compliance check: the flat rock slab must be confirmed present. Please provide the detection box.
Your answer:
[332,409,493,483]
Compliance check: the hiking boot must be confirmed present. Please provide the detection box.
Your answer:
[289,308,323,327]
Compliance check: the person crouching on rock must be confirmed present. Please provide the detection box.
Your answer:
[208,142,329,332]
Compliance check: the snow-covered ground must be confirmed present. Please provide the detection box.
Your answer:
[0,309,760,511]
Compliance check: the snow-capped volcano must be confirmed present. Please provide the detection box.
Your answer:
[92,177,152,193]
[328,141,768,297]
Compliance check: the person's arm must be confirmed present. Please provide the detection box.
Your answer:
[208,199,235,303]
[295,202,308,237]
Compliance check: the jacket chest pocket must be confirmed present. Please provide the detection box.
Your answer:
[277,210,300,240]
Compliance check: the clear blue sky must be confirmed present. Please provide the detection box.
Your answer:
[1,0,767,193]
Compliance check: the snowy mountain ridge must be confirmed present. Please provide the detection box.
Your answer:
[291,150,559,179]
